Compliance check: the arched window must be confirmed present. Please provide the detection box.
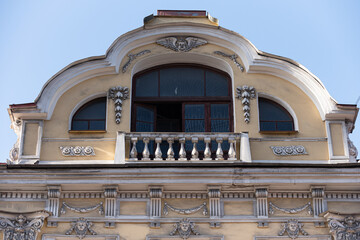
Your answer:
[132,64,233,133]
[71,97,106,130]
[258,98,294,131]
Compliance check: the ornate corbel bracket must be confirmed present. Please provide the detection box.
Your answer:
[108,86,129,124]
[255,187,269,223]
[345,121,358,162]
[47,185,61,226]
[214,51,244,72]
[156,36,207,52]
[236,86,256,123]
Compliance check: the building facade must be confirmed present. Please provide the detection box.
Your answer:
[1,10,359,240]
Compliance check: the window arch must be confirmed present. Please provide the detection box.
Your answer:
[71,97,106,130]
[258,97,295,132]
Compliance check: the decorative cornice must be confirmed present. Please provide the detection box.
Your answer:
[122,50,150,73]
[163,202,208,216]
[236,85,256,123]
[214,51,244,72]
[108,86,129,124]
[60,202,104,215]
[270,145,308,156]
[60,146,95,156]
[269,202,313,215]
[156,36,207,52]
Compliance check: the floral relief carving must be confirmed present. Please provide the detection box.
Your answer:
[108,86,129,124]
[60,202,104,215]
[346,121,358,162]
[156,36,207,52]
[163,202,208,216]
[236,85,256,123]
[269,202,313,215]
[122,50,150,73]
[66,218,96,239]
[278,219,308,239]
[214,51,244,72]
[270,145,308,156]
[323,212,360,240]
[60,146,95,156]
[170,218,200,240]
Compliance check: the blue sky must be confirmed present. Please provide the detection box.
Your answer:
[0,0,359,162]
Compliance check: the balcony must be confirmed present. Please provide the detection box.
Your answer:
[115,132,251,163]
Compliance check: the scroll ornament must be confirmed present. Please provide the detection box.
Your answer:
[170,218,200,240]
[269,202,313,215]
[108,86,129,124]
[60,202,104,215]
[156,36,207,52]
[0,211,49,240]
[323,212,360,240]
[214,51,244,72]
[66,218,96,239]
[278,219,309,239]
[236,85,256,123]
[122,50,150,73]
[163,202,208,216]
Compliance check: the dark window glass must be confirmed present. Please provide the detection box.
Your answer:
[259,98,294,131]
[135,71,158,97]
[206,70,229,96]
[72,97,106,130]
[135,106,155,132]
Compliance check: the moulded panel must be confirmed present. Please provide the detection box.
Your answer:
[23,123,39,155]
[0,201,45,212]
[223,201,254,215]
[329,123,345,156]
[327,202,360,214]
[119,201,147,215]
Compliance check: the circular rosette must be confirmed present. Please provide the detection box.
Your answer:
[61,146,72,156]
[84,146,94,155]
[284,146,294,154]
[73,146,83,155]
[295,146,305,154]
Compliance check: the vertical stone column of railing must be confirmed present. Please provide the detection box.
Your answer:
[104,186,118,228]
[149,187,163,228]
[311,186,326,227]
[46,185,61,227]
[255,187,268,227]
[240,132,252,162]
[208,187,221,228]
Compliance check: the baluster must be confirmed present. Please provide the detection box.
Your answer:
[142,137,150,160]
[130,137,138,160]
[204,137,212,160]
[228,137,237,160]
[191,137,199,160]
[154,137,162,161]
[216,137,224,160]
[167,137,175,161]
[178,138,187,161]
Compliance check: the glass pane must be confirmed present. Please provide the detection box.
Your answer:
[89,121,105,130]
[260,121,276,131]
[211,104,229,119]
[136,71,158,97]
[206,70,229,96]
[160,67,204,96]
[185,104,204,119]
[211,120,230,132]
[74,98,106,120]
[136,106,154,122]
[185,120,205,132]
[259,98,292,121]
[72,121,88,130]
[277,122,294,131]
[136,122,154,132]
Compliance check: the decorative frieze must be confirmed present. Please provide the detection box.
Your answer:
[60,146,95,156]
[323,212,360,240]
[122,50,150,73]
[0,192,46,199]
[66,218,96,239]
[60,202,104,215]
[163,192,207,199]
[269,192,311,198]
[61,192,103,199]
[270,145,308,156]
[222,192,255,199]
[278,219,309,239]
[163,202,208,216]
[269,202,313,215]
[0,211,49,240]
[108,86,129,124]
[156,36,207,52]
[214,51,244,72]
[170,218,200,239]
[236,85,256,123]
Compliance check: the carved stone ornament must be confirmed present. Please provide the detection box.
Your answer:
[278,219,309,239]
[269,202,313,215]
[323,212,360,240]
[60,146,95,156]
[214,51,244,72]
[0,211,50,240]
[170,218,200,240]
[66,218,96,239]
[345,121,358,162]
[122,50,150,73]
[60,202,104,215]
[156,36,207,52]
[163,202,208,216]
[270,145,308,156]
[108,86,129,124]
[236,85,256,123]
[8,141,19,164]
